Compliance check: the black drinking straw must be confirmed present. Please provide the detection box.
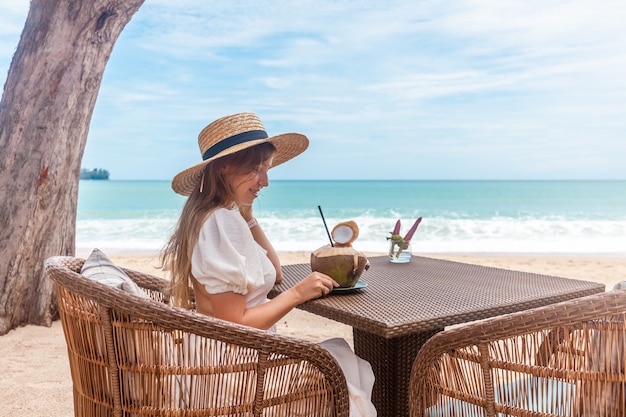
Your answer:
[317,205,334,247]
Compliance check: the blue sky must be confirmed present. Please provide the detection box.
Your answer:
[1,0,625,180]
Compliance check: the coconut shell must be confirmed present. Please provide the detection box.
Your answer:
[331,220,359,246]
[310,244,368,287]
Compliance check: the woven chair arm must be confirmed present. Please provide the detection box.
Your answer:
[45,256,350,416]
[409,289,626,416]
[122,266,170,293]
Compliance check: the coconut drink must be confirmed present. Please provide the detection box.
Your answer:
[311,220,369,288]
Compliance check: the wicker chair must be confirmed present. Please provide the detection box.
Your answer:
[45,256,350,417]
[409,288,626,417]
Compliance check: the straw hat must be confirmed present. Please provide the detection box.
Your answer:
[172,112,309,196]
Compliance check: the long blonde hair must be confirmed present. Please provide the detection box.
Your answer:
[161,142,276,308]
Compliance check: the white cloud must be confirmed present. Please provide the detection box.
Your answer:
[2,0,625,179]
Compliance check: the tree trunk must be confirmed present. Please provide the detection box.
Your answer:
[0,0,144,335]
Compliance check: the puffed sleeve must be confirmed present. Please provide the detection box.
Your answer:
[191,207,267,295]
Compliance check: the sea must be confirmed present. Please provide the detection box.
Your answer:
[77,180,626,255]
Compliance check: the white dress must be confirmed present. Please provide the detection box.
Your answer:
[191,207,377,417]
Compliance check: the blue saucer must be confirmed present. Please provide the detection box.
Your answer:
[332,280,368,293]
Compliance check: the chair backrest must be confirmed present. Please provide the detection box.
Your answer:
[409,288,626,417]
[45,256,350,417]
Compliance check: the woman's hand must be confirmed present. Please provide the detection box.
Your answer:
[291,271,339,301]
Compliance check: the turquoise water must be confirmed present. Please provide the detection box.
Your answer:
[77,180,626,254]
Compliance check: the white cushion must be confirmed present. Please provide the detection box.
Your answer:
[81,248,149,298]
[426,377,576,416]
[612,280,626,291]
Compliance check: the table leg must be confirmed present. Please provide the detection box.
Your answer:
[353,328,441,417]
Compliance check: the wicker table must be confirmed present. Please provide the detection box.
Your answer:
[270,255,605,417]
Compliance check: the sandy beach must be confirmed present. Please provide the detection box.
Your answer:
[2,252,626,417]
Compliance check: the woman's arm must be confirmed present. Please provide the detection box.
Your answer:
[238,206,283,283]
[198,271,337,330]
[249,220,283,283]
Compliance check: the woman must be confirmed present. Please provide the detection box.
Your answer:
[161,112,376,417]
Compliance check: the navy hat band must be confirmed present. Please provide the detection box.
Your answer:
[202,130,269,161]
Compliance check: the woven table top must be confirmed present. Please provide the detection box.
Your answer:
[270,256,605,339]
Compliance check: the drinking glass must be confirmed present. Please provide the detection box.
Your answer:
[389,241,412,263]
